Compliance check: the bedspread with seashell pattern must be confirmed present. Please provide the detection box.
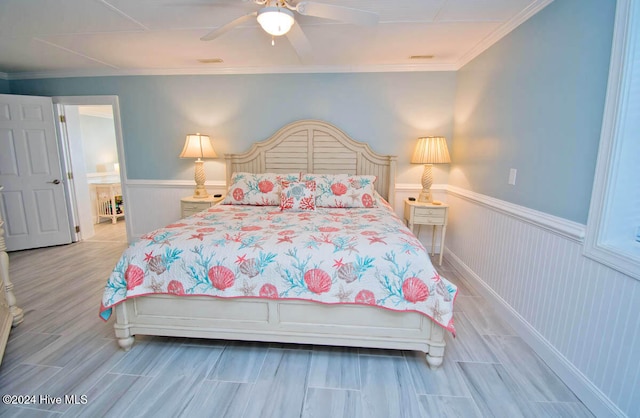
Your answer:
[100,201,457,333]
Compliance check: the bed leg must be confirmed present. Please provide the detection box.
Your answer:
[425,320,446,369]
[426,353,444,369]
[117,335,135,351]
[114,302,134,351]
[114,323,134,351]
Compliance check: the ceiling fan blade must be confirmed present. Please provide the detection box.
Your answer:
[286,22,313,63]
[163,1,245,8]
[200,11,257,41]
[296,2,378,26]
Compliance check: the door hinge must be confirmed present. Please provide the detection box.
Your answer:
[67,172,73,180]
[75,225,80,233]
[59,115,66,123]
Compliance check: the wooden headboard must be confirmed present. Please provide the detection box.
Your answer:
[225,120,397,206]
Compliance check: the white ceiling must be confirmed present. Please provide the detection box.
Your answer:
[0,0,552,79]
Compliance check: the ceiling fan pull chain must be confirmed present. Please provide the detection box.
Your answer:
[277,4,282,34]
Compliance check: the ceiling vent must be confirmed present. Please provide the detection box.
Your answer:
[197,58,224,64]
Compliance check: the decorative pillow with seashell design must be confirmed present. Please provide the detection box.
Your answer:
[301,174,377,208]
[280,180,316,211]
[223,172,300,206]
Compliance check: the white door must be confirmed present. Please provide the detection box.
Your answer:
[0,94,72,251]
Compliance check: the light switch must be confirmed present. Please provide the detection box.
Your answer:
[508,168,517,185]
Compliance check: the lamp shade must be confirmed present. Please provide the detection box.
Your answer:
[179,133,217,159]
[411,136,451,164]
[257,7,295,36]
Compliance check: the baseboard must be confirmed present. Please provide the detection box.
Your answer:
[445,249,625,418]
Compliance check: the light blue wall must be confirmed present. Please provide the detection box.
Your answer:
[9,72,457,185]
[0,78,10,94]
[8,0,615,225]
[79,114,118,173]
[451,0,616,223]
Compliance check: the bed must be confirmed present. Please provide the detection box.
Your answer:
[100,120,456,369]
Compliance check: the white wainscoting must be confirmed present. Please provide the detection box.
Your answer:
[444,186,637,418]
[125,180,226,238]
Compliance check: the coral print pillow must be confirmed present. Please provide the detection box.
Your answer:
[280,180,316,211]
[223,172,300,206]
[301,174,377,208]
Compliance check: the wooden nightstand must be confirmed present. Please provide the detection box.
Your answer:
[180,195,224,218]
[404,199,449,266]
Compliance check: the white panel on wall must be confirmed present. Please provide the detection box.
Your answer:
[444,188,639,417]
[584,0,640,282]
[125,180,227,239]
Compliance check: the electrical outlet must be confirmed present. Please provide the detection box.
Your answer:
[508,168,517,185]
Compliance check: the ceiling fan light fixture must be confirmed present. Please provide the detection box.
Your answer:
[257,6,295,36]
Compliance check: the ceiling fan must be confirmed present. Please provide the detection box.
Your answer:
[199,0,379,62]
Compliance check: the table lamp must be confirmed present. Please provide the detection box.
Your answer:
[411,136,451,203]
[179,133,217,198]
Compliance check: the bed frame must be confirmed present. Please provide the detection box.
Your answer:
[114,120,447,369]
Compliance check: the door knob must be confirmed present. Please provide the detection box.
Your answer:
[48,179,61,185]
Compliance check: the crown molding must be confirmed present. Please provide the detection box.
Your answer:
[4,62,459,80]
[456,0,554,69]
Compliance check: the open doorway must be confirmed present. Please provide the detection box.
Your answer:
[54,96,129,243]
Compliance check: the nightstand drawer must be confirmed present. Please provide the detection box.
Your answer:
[181,202,211,218]
[182,207,205,217]
[181,195,224,218]
[413,207,446,217]
[182,202,211,212]
[412,214,445,225]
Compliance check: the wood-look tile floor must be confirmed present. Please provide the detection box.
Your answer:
[85,220,127,243]
[0,223,593,417]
